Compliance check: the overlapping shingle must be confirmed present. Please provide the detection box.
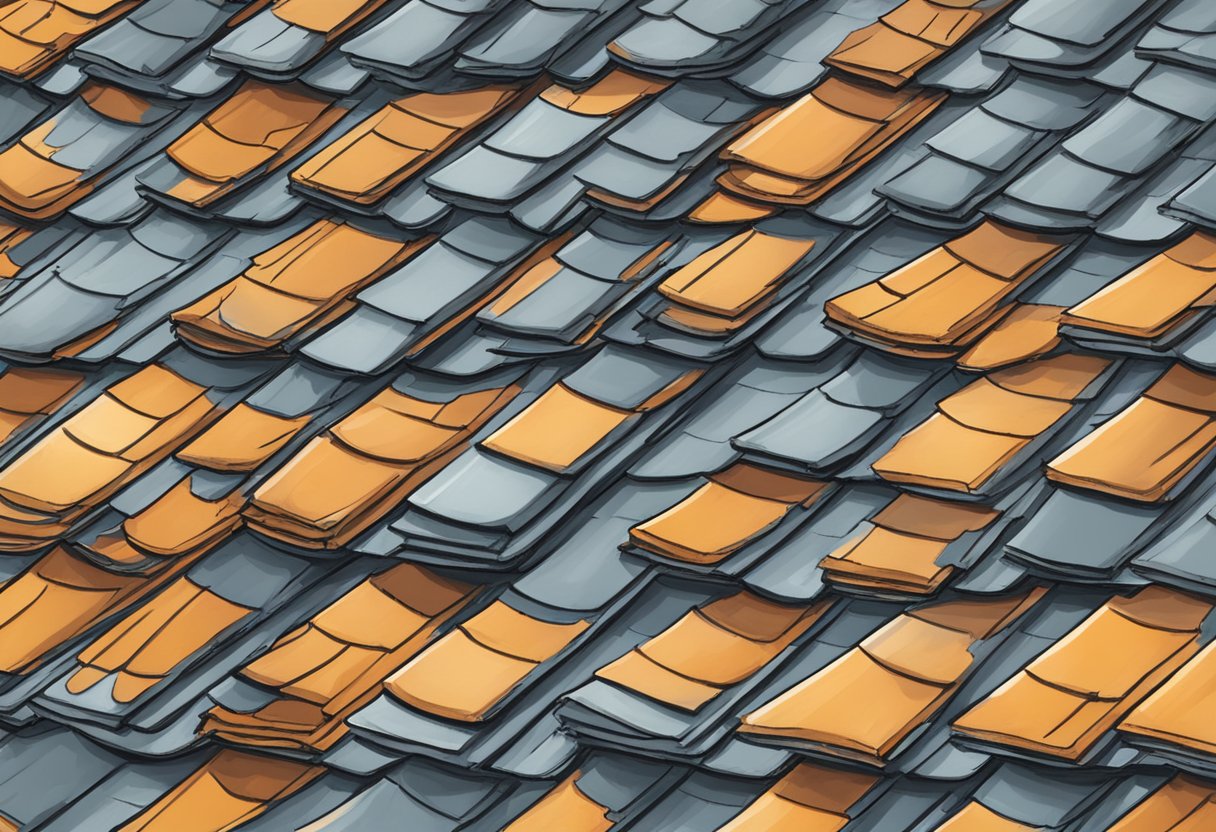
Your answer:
[0,1,1215,827]
[0,84,181,219]
[138,80,350,209]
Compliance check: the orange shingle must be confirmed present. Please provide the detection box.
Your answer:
[482,383,632,473]
[740,589,1044,766]
[245,383,518,548]
[68,577,252,704]
[540,69,669,116]
[0,545,204,675]
[0,222,31,280]
[0,364,217,550]
[384,600,590,722]
[177,404,310,472]
[1120,638,1216,760]
[203,563,475,751]
[172,221,427,353]
[826,0,1016,88]
[0,365,83,447]
[117,750,323,832]
[502,771,613,832]
[954,586,1212,761]
[292,86,520,205]
[123,478,244,558]
[1103,776,1216,831]
[872,354,1110,493]
[956,304,1064,372]
[165,81,347,207]
[934,802,1037,831]
[822,494,999,594]
[1047,364,1216,502]
[1062,232,1216,340]
[596,593,832,712]
[629,464,829,564]
[719,763,878,832]
[686,191,777,224]
[0,0,140,79]
[720,76,944,206]
[657,229,816,322]
[826,222,1066,355]
[270,0,388,36]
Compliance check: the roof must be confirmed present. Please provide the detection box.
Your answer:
[0,0,1215,829]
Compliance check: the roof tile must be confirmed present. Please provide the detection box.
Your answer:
[955,586,1211,761]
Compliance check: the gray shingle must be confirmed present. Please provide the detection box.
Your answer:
[343,0,503,82]
[1095,152,1208,244]
[1137,0,1216,74]
[995,152,1135,224]
[209,10,324,77]
[360,247,492,321]
[458,2,620,75]
[627,772,759,831]
[1133,63,1216,122]
[880,154,993,216]
[380,179,452,229]
[510,501,657,612]
[37,756,208,832]
[486,99,608,159]
[975,765,1110,827]
[0,82,48,145]
[0,213,228,360]
[983,76,1106,132]
[983,0,1170,69]
[407,449,559,531]
[300,306,419,375]
[735,352,947,474]
[1062,98,1196,177]
[562,346,697,409]
[0,727,124,829]
[730,0,901,98]
[427,145,552,204]
[75,0,243,84]
[1008,0,1151,46]
[1005,487,1164,579]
